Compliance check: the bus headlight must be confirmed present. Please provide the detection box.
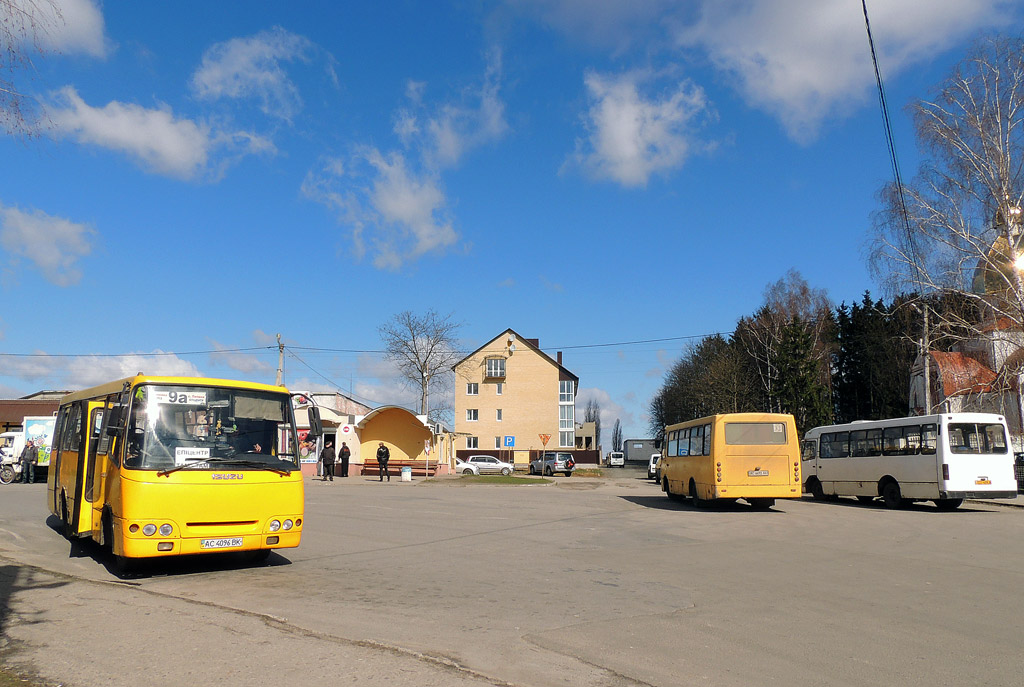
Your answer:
[142,524,157,536]
[283,519,293,530]
[159,524,173,536]
[269,519,281,532]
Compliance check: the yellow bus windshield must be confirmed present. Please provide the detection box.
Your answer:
[124,384,298,472]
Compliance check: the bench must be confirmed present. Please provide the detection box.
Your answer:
[361,460,438,477]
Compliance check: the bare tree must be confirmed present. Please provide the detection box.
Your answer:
[378,310,462,421]
[1,0,61,137]
[872,35,1024,329]
[734,270,833,412]
[583,398,601,449]
[611,419,622,452]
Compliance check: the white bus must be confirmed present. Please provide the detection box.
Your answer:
[801,413,1017,510]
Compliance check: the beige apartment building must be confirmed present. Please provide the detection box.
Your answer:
[453,329,579,467]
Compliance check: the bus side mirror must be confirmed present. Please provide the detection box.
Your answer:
[307,406,323,438]
[105,406,124,436]
[654,438,662,449]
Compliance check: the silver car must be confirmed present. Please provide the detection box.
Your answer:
[466,455,514,475]
[455,457,480,475]
[530,451,576,477]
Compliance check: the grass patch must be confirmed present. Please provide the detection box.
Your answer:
[573,468,605,478]
[456,474,550,485]
[0,666,44,686]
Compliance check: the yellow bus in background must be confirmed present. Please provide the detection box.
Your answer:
[661,413,801,509]
[47,375,319,570]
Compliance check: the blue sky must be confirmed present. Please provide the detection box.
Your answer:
[1,0,1022,442]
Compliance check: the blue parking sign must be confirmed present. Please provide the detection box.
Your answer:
[504,435,515,448]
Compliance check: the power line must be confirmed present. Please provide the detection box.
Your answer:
[0,346,275,358]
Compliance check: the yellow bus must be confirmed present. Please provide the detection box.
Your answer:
[47,375,319,570]
[660,413,801,509]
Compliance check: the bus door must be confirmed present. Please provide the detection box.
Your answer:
[81,400,111,539]
[51,400,86,532]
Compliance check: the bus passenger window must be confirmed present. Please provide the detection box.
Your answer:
[801,440,816,460]
[866,429,883,456]
[920,424,937,454]
[850,430,867,457]
[883,427,907,456]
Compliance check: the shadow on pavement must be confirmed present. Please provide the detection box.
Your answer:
[43,514,292,580]
[618,494,788,513]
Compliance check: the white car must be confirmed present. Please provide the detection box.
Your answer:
[454,457,480,475]
[647,453,661,480]
[466,455,514,476]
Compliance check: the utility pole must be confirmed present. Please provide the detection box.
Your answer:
[921,305,931,415]
[275,333,284,386]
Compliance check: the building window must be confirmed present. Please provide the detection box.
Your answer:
[558,380,575,448]
[559,380,574,403]
[467,436,478,449]
[496,382,503,395]
[467,383,478,395]
[466,409,478,422]
[559,404,574,430]
[496,409,502,421]
[495,436,502,449]
[486,357,506,378]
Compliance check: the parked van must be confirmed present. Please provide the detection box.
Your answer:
[607,451,624,467]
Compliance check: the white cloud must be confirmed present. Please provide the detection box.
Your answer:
[576,386,632,437]
[675,0,1016,141]
[302,55,506,270]
[191,27,316,122]
[48,87,274,180]
[571,70,710,187]
[207,340,273,374]
[9,0,110,58]
[513,0,1017,142]
[505,0,676,53]
[0,203,95,286]
[0,351,201,389]
[302,151,455,270]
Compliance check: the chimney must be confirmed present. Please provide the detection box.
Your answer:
[557,351,562,365]
[526,338,539,348]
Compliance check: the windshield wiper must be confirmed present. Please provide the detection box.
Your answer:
[158,457,293,476]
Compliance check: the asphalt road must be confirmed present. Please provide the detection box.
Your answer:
[1,469,1022,687]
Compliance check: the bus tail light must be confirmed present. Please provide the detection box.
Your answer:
[267,536,279,545]
[941,463,950,480]
[157,543,173,551]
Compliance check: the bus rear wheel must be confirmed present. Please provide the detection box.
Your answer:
[934,498,963,510]
[689,480,707,509]
[748,498,775,510]
[881,481,904,509]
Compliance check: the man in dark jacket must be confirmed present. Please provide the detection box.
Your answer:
[339,442,351,477]
[376,442,390,482]
[20,440,36,484]
[321,441,336,481]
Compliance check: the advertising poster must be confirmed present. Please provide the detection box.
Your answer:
[24,416,56,467]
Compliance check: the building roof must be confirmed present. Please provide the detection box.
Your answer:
[0,399,60,429]
[929,351,998,397]
[453,328,579,384]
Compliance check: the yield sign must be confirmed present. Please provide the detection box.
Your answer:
[539,433,551,446]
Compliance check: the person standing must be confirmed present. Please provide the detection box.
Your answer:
[376,442,390,482]
[20,440,36,484]
[339,441,351,478]
[321,441,336,482]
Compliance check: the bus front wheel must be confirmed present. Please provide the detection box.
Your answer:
[808,479,825,501]
[881,481,904,510]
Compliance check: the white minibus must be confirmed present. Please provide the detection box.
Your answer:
[801,413,1017,510]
